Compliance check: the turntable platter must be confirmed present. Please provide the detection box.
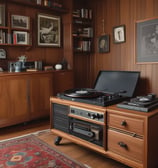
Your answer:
[64,88,103,98]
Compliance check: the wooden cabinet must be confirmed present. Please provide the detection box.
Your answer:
[0,71,53,128]
[107,106,158,168]
[29,72,53,119]
[107,112,144,166]
[0,70,74,128]
[50,97,158,168]
[0,75,29,127]
[53,70,74,96]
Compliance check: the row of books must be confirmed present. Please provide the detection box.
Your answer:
[73,8,92,19]
[75,40,92,52]
[73,27,93,38]
[0,30,29,45]
[36,0,63,8]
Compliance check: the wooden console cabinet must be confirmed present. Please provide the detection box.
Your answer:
[0,70,73,128]
[0,71,53,128]
[50,97,158,168]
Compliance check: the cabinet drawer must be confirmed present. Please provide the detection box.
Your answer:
[108,129,144,163]
[108,113,144,135]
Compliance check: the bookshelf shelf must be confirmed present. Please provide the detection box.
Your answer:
[6,0,68,14]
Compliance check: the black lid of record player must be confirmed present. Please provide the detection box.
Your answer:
[94,70,140,97]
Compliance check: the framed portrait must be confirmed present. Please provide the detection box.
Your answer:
[11,15,30,29]
[0,4,5,26]
[113,25,126,43]
[37,13,61,47]
[13,31,29,45]
[98,35,110,53]
[136,17,158,64]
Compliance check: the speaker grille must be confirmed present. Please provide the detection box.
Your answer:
[52,103,69,133]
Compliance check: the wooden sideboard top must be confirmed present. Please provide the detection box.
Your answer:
[0,70,72,77]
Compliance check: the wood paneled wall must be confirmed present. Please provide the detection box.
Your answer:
[2,0,158,96]
[87,0,158,96]
[0,2,64,70]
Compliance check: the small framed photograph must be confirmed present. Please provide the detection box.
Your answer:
[98,35,110,53]
[13,31,29,45]
[37,13,61,47]
[11,15,30,29]
[136,17,158,64]
[0,4,5,26]
[113,25,126,43]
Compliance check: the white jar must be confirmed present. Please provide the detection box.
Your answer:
[37,0,42,5]
[55,64,62,70]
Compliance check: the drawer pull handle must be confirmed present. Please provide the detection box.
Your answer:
[118,142,127,148]
[121,120,127,126]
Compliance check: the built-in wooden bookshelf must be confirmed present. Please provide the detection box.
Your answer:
[0,14,32,46]
[0,0,68,47]
[72,8,93,53]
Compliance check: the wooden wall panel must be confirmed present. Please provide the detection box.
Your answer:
[88,0,158,96]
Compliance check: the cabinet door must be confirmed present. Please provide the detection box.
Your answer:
[53,71,74,95]
[0,76,29,127]
[29,73,53,119]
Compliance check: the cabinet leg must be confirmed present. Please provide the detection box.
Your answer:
[54,136,62,145]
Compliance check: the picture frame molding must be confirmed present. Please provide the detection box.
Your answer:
[98,34,110,53]
[37,13,61,47]
[136,17,158,64]
[11,14,30,30]
[113,25,126,44]
[13,31,29,45]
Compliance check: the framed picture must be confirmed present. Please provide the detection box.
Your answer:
[0,4,5,26]
[11,15,30,29]
[113,25,126,43]
[13,31,29,45]
[136,17,158,64]
[37,13,61,47]
[98,35,110,53]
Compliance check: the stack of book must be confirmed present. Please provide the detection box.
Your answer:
[0,30,6,44]
[73,8,92,19]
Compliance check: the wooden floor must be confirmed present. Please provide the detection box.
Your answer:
[0,118,130,168]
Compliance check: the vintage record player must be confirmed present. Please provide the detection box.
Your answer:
[57,70,140,107]
[117,93,158,112]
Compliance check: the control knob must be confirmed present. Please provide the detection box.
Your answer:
[90,114,97,119]
[97,114,103,119]
[87,113,103,120]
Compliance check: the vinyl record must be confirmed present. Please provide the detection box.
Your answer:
[64,88,102,98]
[136,96,151,102]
